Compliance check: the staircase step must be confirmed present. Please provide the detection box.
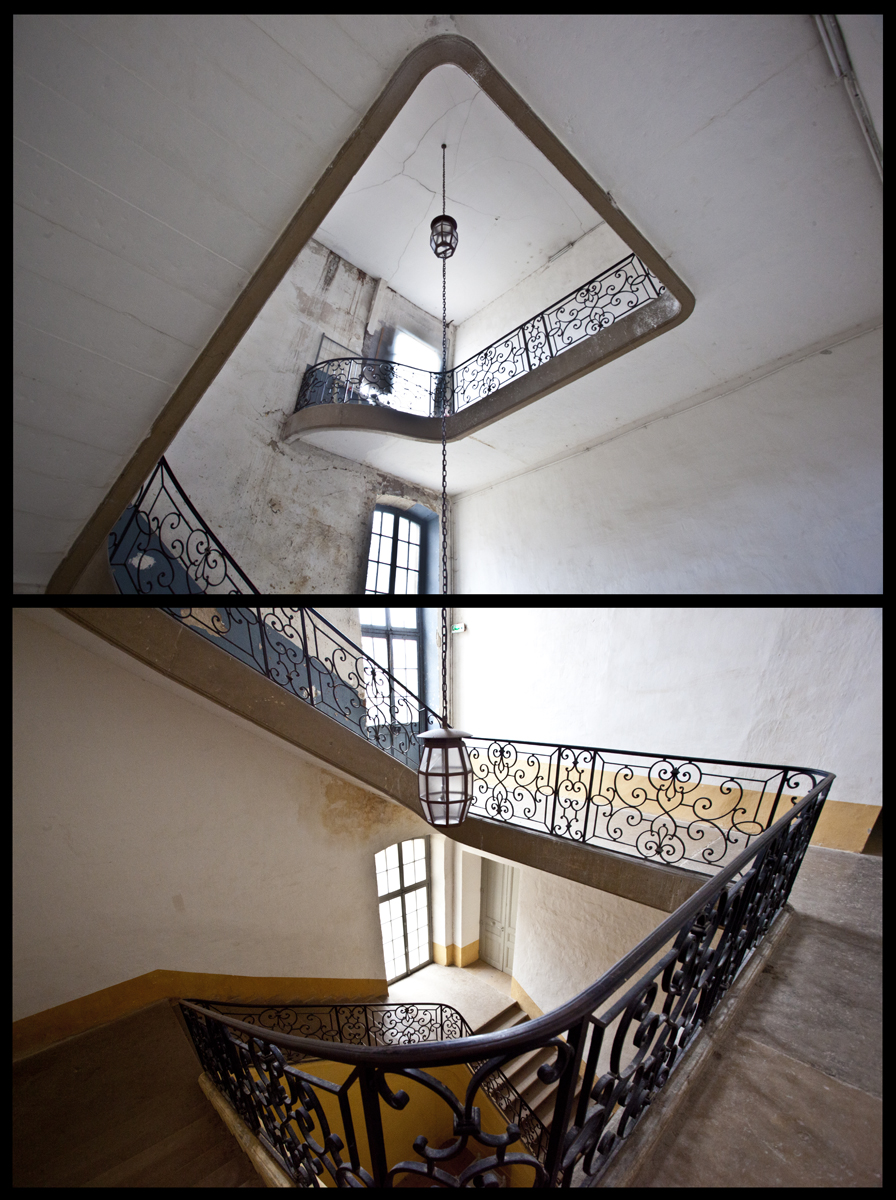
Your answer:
[473,1001,529,1036]
[540,1078,584,1130]
[196,1152,262,1187]
[82,1111,254,1187]
[503,1044,556,1090]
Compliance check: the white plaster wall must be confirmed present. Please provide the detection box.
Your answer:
[453,221,631,367]
[457,846,482,951]
[452,607,880,810]
[453,326,881,595]
[164,236,443,592]
[362,278,454,369]
[13,609,431,1020]
[428,832,450,949]
[512,864,664,1016]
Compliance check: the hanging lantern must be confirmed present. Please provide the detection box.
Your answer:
[430,214,458,259]
[417,726,474,826]
[418,144,470,829]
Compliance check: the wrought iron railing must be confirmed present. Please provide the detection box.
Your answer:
[162,607,442,768]
[109,457,259,595]
[464,737,820,875]
[162,606,825,870]
[179,773,833,1186]
[451,252,665,411]
[294,253,665,419]
[182,999,549,1162]
[296,356,451,418]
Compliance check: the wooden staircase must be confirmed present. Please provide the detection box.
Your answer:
[12,1000,261,1187]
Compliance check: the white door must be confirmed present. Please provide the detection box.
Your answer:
[479,859,519,974]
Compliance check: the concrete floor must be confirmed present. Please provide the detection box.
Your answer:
[387,959,515,1032]
[626,845,882,1188]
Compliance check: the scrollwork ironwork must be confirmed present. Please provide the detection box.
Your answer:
[180,775,832,1188]
[467,735,816,872]
[295,254,666,420]
[109,457,259,595]
[162,607,825,872]
[164,606,443,770]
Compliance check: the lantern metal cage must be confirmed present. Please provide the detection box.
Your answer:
[430,215,458,259]
[417,726,473,826]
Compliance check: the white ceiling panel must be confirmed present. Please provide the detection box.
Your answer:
[13,14,881,589]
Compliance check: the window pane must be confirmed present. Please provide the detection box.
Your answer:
[364,608,387,627]
[376,840,429,982]
[388,608,417,629]
[403,839,425,867]
[393,640,418,672]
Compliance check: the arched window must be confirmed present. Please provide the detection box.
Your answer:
[365,506,425,595]
[375,837,431,983]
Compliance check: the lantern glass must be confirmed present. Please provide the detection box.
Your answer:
[430,215,458,259]
[417,728,473,827]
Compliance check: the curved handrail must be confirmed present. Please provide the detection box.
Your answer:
[181,771,832,1069]
[296,355,448,418]
[181,996,551,1157]
[109,457,259,594]
[294,252,666,420]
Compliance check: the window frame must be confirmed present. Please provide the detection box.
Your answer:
[364,505,427,595]
[359,606,425,733]
[375,837,433,984]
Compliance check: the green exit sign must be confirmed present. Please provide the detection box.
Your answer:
[451,623,466,633]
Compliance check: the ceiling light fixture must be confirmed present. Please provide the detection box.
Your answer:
[417,143,473,829]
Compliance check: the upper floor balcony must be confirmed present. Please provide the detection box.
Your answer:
[283,252,674,446]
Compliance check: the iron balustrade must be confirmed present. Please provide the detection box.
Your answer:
[296,356,452,418]
[163,606,828,869]
[178,774,833,1187]
[464,737,823,874]
[162,607,443,769]
[109,457,259,595]
[294,253,666,418]
[181,999,549,1162]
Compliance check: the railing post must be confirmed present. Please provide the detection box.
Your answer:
[766,770,788,829]
[583,749,597,843]
[358,1066,388,1186]
[257,608,270,680]
[521,321,533,375]
[551,747,562,835]
[299,609,312,707]
[544,1018,589,1188]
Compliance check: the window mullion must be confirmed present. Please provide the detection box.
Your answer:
[389,519,400,593]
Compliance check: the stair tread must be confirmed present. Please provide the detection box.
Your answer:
[473,1001,528,1036]
[195,1153,261,1187]
[503,1044,555,1085]
[82,1112,238,1187]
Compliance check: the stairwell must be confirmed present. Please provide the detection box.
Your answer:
[14,609,878,1188]
[12,1000,261,1188]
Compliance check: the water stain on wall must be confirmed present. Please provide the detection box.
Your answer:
[321,771,407,838]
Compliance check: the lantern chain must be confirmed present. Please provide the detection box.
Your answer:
[440,143,449,726]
